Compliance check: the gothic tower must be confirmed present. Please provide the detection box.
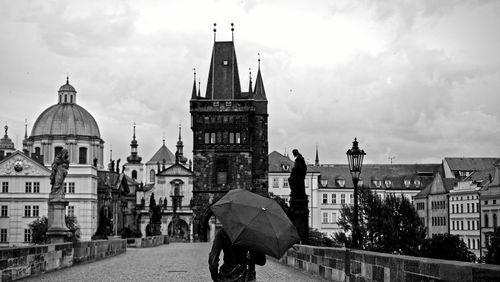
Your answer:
[190,27,269,241]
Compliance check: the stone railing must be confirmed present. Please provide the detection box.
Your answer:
[126,235,168,248]
[0,239,126,281]
[277,245,500,282]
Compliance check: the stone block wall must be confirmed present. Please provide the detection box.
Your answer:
[0,243,73,281]
[127,235,168,248]
[278,245,500,282]
[73,239,126,265]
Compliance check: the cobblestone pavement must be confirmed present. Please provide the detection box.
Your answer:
[24,243,325,282]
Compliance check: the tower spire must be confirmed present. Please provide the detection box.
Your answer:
[127,122,142,164]
[24,119,28,139]
[66,73,69,85]
[191,68,197,99]
[231,23,234,42]
[198,80,201,97]
[213,23,217,42]
[248,68,253,94]
[178,124,182,141]
[253,53,267,100]
[133,122,136,140]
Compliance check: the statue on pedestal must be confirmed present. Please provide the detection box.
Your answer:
[288,149,307,198]
[49,149,70,200]
[288,149,309,244]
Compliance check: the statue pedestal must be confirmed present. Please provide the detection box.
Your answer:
[289,196,309,244]
[47,199,71,243]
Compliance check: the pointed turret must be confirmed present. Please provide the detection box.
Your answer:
[191,69,198,99]
[22,120,29,153]
[253,54,267,101]
[127,123,142,164]
[248,68,253,95]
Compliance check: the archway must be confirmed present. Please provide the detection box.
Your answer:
[168,217,189,240]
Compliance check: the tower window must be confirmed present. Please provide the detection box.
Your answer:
[215,158,228,185]
[34,147,41,156]
[79,147,88,164]
[132,170,138,180]
[235,133,241,144]
[223,60,229,66]
[210,133,216,144]
[204,133,210,144]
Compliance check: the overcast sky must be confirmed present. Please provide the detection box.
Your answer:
[1,0,500,165]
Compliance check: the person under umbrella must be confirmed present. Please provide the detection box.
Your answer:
[209,227,266,282]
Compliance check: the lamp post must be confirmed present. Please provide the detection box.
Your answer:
[346,138,366,249]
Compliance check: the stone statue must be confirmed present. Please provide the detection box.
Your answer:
[116,158,121,173]
[93,157,98,167]
[49,149,70,199]
[288,149,307,198]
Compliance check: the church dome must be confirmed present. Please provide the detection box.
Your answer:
[30,80,101,138]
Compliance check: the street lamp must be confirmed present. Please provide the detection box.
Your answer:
[346,138,366,249]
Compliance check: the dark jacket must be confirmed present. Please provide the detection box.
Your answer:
[209,229,266,281]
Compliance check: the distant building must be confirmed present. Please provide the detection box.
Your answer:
[480,161,500,256]
[443,157,499,180]
[414,173,457,238]
[449,170,486,257]
[190,32,268,241]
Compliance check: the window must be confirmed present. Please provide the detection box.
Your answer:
[79,147,88,164]
[331,213,336,223]
[68,182,75,193]
[235,133,241,144]
[385,180,392,188]
[210,133,216,144]
[24,206,31,217]
[1,182,8,193]
[472,239,476,250]
[471,203,474,213]
[24,229,31,243]
[322,194,328,204]
[332,194,337,204]
[1,205,7,217]
[67,206,75,217]
[273,178,279,188]
[283,178,289,188]
[229,133,235,144]
[461,204,463,213]
[33,206,39,217]
[452,221,455,230]
[215,158,228,185]
[216,132,222,144]
[304,179,309,188]
[0,229,6,242]
[132,170,137,180]
[468,238,470,248]
[461,220,464,230]
[341,194,346,204]
[64,183,67,193]
[452,204,455,213]
[467,203,470,213]
[34,147,41,156]
[404,179,411,188]
[204,133,210,144]
[414,179,421,187]
[149,169,155,183]
[494,214,498,229]
[322,212,328,223]
[25,182,32,193]
[33,182,40,193]
[468,221,470,230]
[350,194,353,203]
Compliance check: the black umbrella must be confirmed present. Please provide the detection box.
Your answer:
[211,189,300,258]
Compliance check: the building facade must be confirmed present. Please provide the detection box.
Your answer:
[480,162,500,256]
[0,78,102,245]
[190,34,269,241]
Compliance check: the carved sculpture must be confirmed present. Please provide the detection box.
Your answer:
[50,149,70,199]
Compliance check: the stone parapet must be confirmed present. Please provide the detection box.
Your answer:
[0,242,73,281]
[73,239,126,265]
[277,244,500,282]
[127,235,168,248]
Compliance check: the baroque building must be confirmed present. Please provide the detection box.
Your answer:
[0,78,103,245]
[190,31,269,241]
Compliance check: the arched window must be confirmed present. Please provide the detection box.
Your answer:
[79,147,87,164]
[64,95,67,103]
[34,147,41,156]
[70,96,73,103]
[494,214,498,229]
[132,170,137,180]
[149,169,155,183]
[485,214,489,228]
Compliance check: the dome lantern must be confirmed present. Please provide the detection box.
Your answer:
[58,75,77,104]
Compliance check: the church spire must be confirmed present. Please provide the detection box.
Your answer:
[176,124,187,165]
[191,68,197,99]
[253,53,267,100]
[248,68,253,95]
[127,123,142,164]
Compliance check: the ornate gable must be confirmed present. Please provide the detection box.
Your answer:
[158,163,192,177]
[0,151,50,176]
